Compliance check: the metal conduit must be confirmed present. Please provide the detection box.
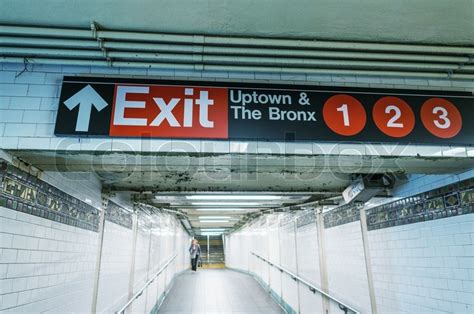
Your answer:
[1,24,473,80]
[4,47,467,72]
[1,36,471,64]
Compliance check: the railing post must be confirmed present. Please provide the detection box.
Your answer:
[293,216,301,313]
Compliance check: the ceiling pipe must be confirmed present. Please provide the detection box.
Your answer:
[1,36,471,64]
[3,48,464,72]
[1,25,473,55]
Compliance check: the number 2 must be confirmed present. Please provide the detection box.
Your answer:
[386,105,403,128]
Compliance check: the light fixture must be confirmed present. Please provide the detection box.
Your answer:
[191,202,260,206]
[194,208,253,211]
[200,228,226,232]
[198,216,231,219]
[186,195,283,200]
[201,232,223,236]
[199,220,230,223]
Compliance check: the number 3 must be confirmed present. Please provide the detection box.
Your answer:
[432,106,451,129]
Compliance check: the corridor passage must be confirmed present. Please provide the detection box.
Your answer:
[158,269,284,314]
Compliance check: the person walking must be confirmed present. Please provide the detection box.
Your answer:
[189,239,201,272]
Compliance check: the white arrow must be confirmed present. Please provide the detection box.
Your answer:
[63,85,109,132]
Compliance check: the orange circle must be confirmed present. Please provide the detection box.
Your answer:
[420,98,462,139]
[372,96,415,138]
[322,94,367,136]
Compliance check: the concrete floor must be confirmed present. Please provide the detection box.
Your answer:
[158,269,285,314]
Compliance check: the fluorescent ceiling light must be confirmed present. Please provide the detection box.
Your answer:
[200,228,226,232]
[198,216,231,219]
[201,232,223,236]
[194,208,253,211]
[191,202,260,206]
[187,195,282,200]
[199,220,230,223]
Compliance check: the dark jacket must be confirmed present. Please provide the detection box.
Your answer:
[189,243,201,259]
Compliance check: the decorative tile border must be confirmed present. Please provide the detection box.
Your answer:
[296,210,316,228]
[366,178,474,231]
[0,162,100,232]
[323,203,359,229]
[105,201,133,229]
[279,213,295,227]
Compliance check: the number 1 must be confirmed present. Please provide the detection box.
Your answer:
[337,104,350,126]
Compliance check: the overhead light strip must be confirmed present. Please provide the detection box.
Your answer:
[191,202,260,206]
[186,195,283,200]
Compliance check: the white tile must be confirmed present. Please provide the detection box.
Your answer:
[255,72,281,80]
[338,143,366,155]
[0,71,16,83]
[14,72,46,84]
[145,68,175,77]
[202,71,229,78]
[9,97,41,110]
[4,123,36,136]
[118,67,147,76]
[0,110,23,122]
[467,147,474,157]
[0,84,28,96]
[257,141,284,154]
[0,96,10,109]
[18,137,50,149]
[417,145,442,157]
[35,124,55,136]
[111,139,142,152]
[171,140,201,153]
[49,137,81,150]
[40,97,58,111]
[32,64,63,73]
[306,74,331,82]
[1,292,18,309]
[312,142,340,154]
[201,141,230,153]
[27,84,59,97]
[62,65,91,74]
[79,138,113,151]
[284,142,312,155]
[451,80,474,89]
[228,72,255,80]
[0,137,19,149]
[22,110,55,123]
[442,146,467,157]
[229,141,257,153]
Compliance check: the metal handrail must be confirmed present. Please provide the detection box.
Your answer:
[116,253,178,314]
[251,252,360,314]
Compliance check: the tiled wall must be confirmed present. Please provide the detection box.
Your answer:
[369,214,474,313]
[1,62,473,158]
[95,220,134,312]
[225,169,473,314]
[0,206,98,313]
[325,221,372,313]
[0,163,191,313]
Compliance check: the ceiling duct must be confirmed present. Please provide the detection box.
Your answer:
[342,173,395,204]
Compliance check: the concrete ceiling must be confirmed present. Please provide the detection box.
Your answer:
[9,150,474,231]
[1,0,473,45]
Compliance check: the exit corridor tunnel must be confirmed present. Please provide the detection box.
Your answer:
[1,147,473,313]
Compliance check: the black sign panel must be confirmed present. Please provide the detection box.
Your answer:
[55,76,474,145]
